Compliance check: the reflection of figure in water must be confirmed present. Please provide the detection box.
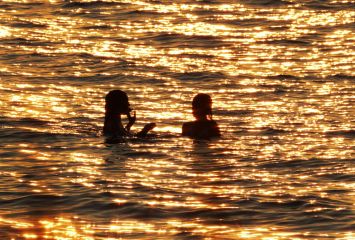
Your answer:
[182,93,220,139]
[103,90,156,138]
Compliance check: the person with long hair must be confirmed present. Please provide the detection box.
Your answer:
[182,93,220,139]
[103,90,155,138]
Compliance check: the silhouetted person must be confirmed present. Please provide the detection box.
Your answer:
[182,93,220,139]
[103,90,156,138]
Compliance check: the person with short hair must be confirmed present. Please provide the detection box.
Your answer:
[182,93,220,139]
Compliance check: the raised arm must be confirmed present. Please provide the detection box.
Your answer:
[125,110,136,132]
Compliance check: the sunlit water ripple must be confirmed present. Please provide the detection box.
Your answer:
[0,0,354,239]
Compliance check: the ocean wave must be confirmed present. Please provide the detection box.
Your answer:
[61,1,122,9]
[123,10,164,16]
[0,1,353,238]
[266,74,300,80]
[0,38,59,47]
[259,158,332,169]
[0,117,50,127]
[0,2,43,11]
[325,130,355,138]
[262,39,311,46]
[9,21,47,29]
[0,128,80,143]
[303,1,355,10]
[318,172,355,181]
[72,199,168,219]
[176,207,262,223]
[215,109,254,116]
[0,194,69,208]
[220,18,291,28]
[260,127,288,135]
[80,24,112,30]
[172,53,215,59]
[171,71,226,81]
[0,4,11,9]
[328,74,355,80]
[142,32,229,48]
[240,0,293,7]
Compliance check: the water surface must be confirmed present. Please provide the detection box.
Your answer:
[0,0,354,239]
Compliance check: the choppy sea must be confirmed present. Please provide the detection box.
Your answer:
[0,0,354,239]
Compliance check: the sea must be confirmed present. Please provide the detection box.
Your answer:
[0,0,354,239]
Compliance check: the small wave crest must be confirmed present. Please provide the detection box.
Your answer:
[263,39,311,45]
[325,130,355,139]
[241,0,293,7]
[328,74,355,80]
[266,74,300,80]
[142,32,229,48]
[62,1,121,8]
[0,117,50,127]
[171,71,226,81]
[10,21,47,29]
[260,127,288,135]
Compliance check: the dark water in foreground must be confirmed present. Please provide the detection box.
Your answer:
[0,0,354,239]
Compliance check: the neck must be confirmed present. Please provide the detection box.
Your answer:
[196,115,208,121]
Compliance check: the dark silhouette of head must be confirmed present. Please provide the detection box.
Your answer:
[192,93,213,120]
[105,90,130,115]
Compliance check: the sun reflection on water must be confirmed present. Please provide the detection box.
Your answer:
[0,1,354,239]
[1,0,353,77]
[1,215,353,239]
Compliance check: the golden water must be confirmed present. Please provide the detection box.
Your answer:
[0,1,354,239]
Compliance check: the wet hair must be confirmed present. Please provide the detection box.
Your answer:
[105,90,129,115]
[192,93,213,120]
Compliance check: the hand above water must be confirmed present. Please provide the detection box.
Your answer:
[142,123,156,132]
[137,123,156,137]
[127,110,136,125]
[125,110,136,131]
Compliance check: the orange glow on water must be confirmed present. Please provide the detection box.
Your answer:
[1,215,353,239]
[0,1,353,239]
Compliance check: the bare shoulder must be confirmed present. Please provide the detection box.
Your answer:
[209,120,218,126]
[182,121,195,135]
[210,120,221,136]
[182,121,195,128]
[182,120,220,138]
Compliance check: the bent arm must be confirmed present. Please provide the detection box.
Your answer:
[137,123,156,137]
[104,115,129,137]
[125,111,136,132]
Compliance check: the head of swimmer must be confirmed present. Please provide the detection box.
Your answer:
[192,93,213,121]
[105,90,132,115]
